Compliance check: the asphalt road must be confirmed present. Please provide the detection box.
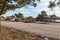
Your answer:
[1,21,60,39]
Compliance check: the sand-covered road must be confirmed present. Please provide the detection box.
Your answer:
[1,21,60,39]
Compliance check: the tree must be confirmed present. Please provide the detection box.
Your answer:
[41,10,47,17]
[48,0,60,9]
[50,14,57,21]
[35,10,47,21]
[14,13,23,18]
[41,10,48,22]
[48,0,56,15]
[0,0,40,15]
[48,0,56,10]
[25,16,34,23]
[0,0,40,27]
[57,0,60,8]
[14,13,23,22]
[35,14,42,21]
[11,15,15,18]
[0,0,38,15]
[0,0,41,17]
[0,0,25,26]
[33,3,37,7]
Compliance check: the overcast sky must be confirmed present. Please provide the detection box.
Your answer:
[3,0,60,18]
